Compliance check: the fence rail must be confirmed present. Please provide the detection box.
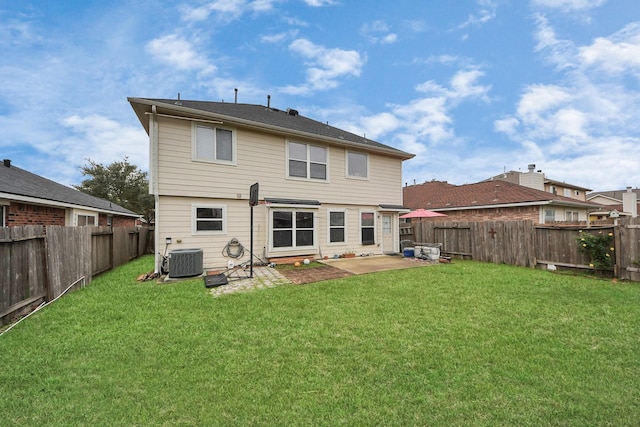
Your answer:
[1,225,150,326]
[407,217,640,281]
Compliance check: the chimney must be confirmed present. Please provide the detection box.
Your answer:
[3,159,10,167]
[623,187,638,218]
[528,164,535,173]
[234,88,238,104]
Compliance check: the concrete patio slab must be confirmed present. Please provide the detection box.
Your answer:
[320,254,434,275]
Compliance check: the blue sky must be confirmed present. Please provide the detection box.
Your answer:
[1,0,639,192]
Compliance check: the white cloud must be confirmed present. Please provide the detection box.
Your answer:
[179,0,281,22]
[361,21,398,44]
[454,0,497,30]
[339,67,490,159]
[62,114,149,173]
[533,15,577,70]
[449,69,491,101]
[146,34,216,75]
[282,38,365,94]
[530,0,607,12]
[494,117,520,136]
[303,0,337,6]
[261,29,298,43]
[494,17,640,189]
[578,22,640,75]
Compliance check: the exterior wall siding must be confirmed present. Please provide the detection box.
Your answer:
[155,117,403,206]
[158,195,393,268]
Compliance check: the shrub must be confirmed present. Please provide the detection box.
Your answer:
[577,230,614,273]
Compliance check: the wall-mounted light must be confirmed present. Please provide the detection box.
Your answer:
[166,237,172,244]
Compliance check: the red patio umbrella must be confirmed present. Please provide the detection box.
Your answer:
[400,209,447,219]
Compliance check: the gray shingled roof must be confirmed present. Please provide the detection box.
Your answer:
[129,97,414,159]
[0,162,138,216]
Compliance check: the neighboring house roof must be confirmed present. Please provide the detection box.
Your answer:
[544,178,591,192]
[0,161,138,217]
[587,188,640,202]
[128,97,414,160]
[484,170,591,192]
[403,180,602,212]
[590,202,640,215]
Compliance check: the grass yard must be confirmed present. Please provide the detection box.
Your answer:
[1,256,639,426]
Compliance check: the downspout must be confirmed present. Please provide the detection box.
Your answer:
[150,105,161,273]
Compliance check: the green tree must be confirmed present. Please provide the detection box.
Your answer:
[74,157,154,224]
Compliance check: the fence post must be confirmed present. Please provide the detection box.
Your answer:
[614,220,622,278]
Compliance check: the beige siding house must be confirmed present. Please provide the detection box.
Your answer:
[129,97,414,272]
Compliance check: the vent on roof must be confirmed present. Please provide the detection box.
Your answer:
[287,108,299,116]
[3,159,10,167]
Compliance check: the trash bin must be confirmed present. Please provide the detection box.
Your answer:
[403,247,415,257]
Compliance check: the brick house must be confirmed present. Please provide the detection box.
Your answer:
[0,159,139,227]
[403,180,601,224]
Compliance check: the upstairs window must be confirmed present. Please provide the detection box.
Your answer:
[347,152,368,179]
[194,124,235,163]
[288,142,327,180]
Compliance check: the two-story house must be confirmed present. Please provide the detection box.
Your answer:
[128,97,414,272]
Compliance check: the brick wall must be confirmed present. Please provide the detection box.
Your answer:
[7,202,66,226]
[425,206,540,223]
[109,215,138,227]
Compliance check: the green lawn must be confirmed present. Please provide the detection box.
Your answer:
[1,256,639,426]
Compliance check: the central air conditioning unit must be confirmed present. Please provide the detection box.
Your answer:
[168,248,203,278]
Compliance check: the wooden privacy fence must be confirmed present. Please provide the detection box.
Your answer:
[408,217,640,281]
[1,225,150,326]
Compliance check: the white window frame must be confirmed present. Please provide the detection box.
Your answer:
[565,211,579,221]
[327,209,347,245]
[286,141,328,181]
[359,209,376,245]
[269,208,318,252]
[544,209,556,223]
[76,213,97,226]
[192,123,237,165]
[563,188,572,197]
[346,151,368,180]
[192,204,227,235]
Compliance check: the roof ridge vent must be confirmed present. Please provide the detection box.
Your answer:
[287,108,299,116]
